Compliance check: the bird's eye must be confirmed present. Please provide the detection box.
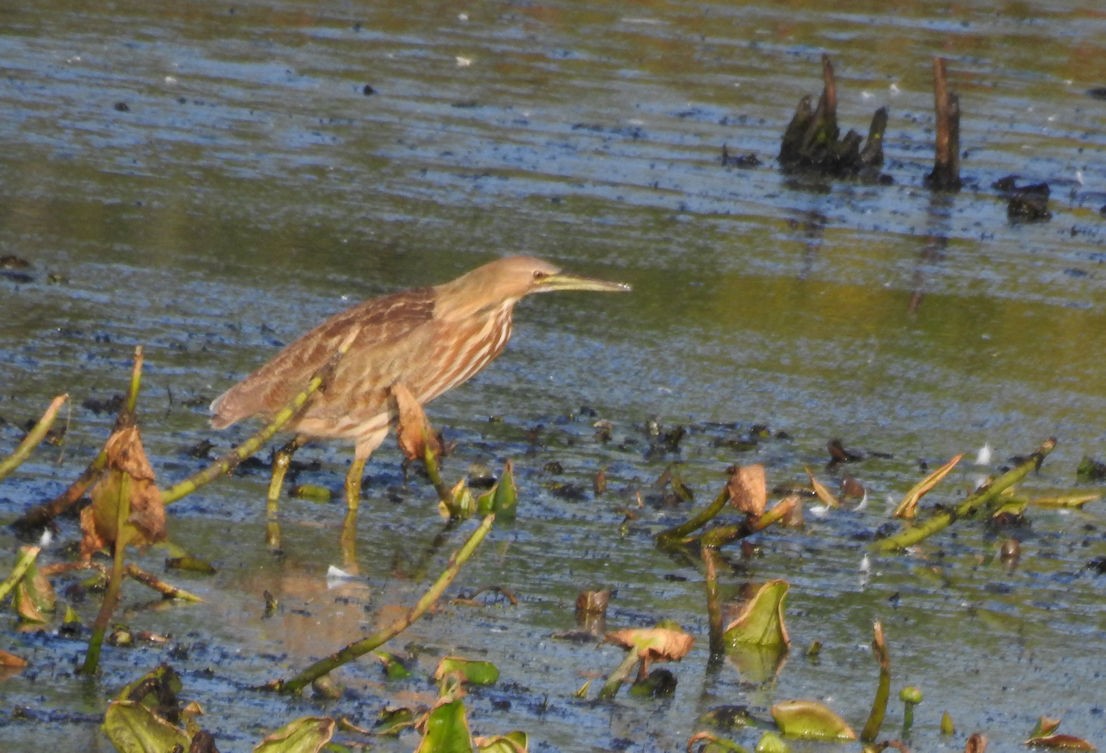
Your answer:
[532,270,548,280]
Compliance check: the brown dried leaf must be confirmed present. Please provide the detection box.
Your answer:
[727,464,766,517]
[804,467,840,508]
[83,425,166,557]
[1028,736,1098,752]
[965,733,989,753]
[894,453,963,519]
[0,649,28,668]
[605,626,694,662]
[777,494,803,528]
[392,382,442,462]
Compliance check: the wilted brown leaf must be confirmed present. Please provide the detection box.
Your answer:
[0,649,28,668]
[777,494,803,528]
[727,464,766,517]
[606,626,694,663]
[82,425,166,558]
[894,453,963,519]
[804,467,841,508]
[392,382,442,462]
[965,733,989,753]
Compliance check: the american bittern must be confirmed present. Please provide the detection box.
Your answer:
[210,255,630,508]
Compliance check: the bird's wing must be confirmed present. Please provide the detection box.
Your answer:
[210,287,436,428]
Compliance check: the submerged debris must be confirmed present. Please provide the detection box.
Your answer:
[995,176,1052,222]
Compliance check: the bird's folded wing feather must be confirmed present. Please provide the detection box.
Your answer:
[210,287,436,428]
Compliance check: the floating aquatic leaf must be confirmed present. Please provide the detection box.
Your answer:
[164,556,217,575]
[375,706,417,737]
[727,464,767,517]
[254,716,336,753]
[434,656,500,687]
[1026,716,1097,751]
[894,453,963,519]
[723,580,790,649]
[754,731,789,753]
[103,700,191,753]
[770,699,857,741]
[415,698,473,753]
[687,731,753,753]
[804,467,840,508]
[476,730,528,753]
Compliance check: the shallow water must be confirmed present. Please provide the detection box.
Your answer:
[2,1,1105,751]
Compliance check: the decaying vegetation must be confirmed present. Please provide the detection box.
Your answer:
[2,340,1100,752]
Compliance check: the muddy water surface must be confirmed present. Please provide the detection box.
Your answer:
[2,2,1105,752]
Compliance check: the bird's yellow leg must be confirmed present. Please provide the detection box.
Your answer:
[268,436,305,516]
[344,456,367,512]
[345,428,388,512]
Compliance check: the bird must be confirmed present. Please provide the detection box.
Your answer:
[210,255,631,509]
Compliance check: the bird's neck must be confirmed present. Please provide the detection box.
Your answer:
[434,284,521,323]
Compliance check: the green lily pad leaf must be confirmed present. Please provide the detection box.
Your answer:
[476,730,528,753]
[435,656,500,686]
[102,700,190,753]
[253,716,336,753]
[771,699,857,741]
[415,698,473,753]
[723,580,790,649]
[754,731,790,753]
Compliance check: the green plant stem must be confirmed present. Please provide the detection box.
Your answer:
[598,648,641,700]
[82,476,132,675]
[267,514,495,694]
[702,546,724,657]
[860,621,890,742]
[0,546,41,603]
[123,564,202,602]
[164,330,360,505]
[874,438,1056,553]
[656,486,729,547]
[0,394,68,482]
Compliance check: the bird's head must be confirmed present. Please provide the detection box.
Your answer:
[435,255,630,320]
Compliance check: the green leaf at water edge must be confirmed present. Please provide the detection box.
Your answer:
[102,700,190,753]
[770,699,857,741]
[435,656,500,687]
[723,579,790,649]
[415,698,474,753]
[254,716,336,753]
[476,730,528,753]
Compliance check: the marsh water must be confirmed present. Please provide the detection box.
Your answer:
[2,1,1105,751]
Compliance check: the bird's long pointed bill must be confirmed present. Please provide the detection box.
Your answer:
[538,271,632,294]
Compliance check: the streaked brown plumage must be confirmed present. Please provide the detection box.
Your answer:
[211,255,630,506]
